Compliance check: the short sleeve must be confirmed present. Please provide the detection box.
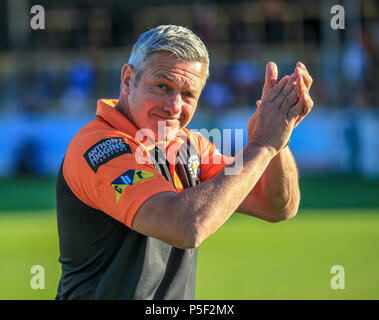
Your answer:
[63,134,177,229]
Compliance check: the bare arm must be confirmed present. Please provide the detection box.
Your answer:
[238,146,300,222]
[132,72,306,249]
[237,62,313,221]
[132,143,275,249]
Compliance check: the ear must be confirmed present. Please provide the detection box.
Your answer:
[120,64,135,95]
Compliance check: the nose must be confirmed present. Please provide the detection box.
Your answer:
[163,93,182,115]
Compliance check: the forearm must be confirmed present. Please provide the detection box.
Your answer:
[135,143,275,248]
[261,146,300,212]
[240,146,300,221]
[179,143,276,246]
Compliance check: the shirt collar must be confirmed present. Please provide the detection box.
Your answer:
[96,99,139,138]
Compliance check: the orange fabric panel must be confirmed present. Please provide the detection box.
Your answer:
[63,105,177,229]
[62,98,234,229]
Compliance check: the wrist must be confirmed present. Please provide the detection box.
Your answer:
[246,141,277,159]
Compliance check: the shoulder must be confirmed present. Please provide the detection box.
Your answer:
[62,117,144,202]
[66,117,140,171]
[69,117,138,151]
[61,117,171,219]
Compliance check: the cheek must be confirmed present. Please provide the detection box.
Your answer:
[132,94,155,117]
[180,103,197,126]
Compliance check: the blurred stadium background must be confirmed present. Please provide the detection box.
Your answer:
[0,0,378,300]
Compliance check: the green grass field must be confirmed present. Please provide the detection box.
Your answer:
[197,209,379,299]
[0,176,379,300]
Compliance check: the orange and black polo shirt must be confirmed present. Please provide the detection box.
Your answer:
[56,99,230,299]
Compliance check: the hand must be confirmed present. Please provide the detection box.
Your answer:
[247,62,304,154]
[256,61,314,128]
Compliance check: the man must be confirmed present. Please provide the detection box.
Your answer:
[56,25,313,299]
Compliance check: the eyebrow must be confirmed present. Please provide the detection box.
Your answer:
[152,72,201,94]
[153,73,176,83]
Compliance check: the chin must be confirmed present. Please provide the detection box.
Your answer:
[150,123,180,142]
[156,128,179,142]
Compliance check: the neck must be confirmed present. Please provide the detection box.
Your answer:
[114,99,127,118]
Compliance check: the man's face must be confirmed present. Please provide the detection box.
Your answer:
[123,52,206,142]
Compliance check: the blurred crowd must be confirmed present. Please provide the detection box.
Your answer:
[0,0,378,177]
[0,0,377,116]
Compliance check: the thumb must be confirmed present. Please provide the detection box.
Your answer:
[261,62,278,99]
[263,62,278,90]
[256,100,261,108]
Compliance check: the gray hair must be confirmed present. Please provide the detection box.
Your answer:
[128,25,209,86]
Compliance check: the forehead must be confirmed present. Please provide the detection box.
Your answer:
[142,52,206,88]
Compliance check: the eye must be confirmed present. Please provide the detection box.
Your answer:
[182,91,194,98]
[157,83,169,91]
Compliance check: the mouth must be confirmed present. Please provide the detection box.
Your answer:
[152,113,180,122]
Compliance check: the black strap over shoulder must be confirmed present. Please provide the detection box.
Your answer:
[148,138,201,189]
[148,146,174,185]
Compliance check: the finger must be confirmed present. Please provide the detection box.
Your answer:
[256,100,261,108]
[277,74,291,86]
[292,91,313,126]
[287,96,304,124]
[296,73,309,99]
[296,62,313,90]
[294,104,307,127]
[294,113,305,128]
[279,84,299,113]
[273,74,297,106]
[300,91,314,116]
[297,62,310,78]
[296,67,311,91]
[264,75,290,103]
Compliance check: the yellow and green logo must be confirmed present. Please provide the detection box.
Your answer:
[111,169,156,202]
